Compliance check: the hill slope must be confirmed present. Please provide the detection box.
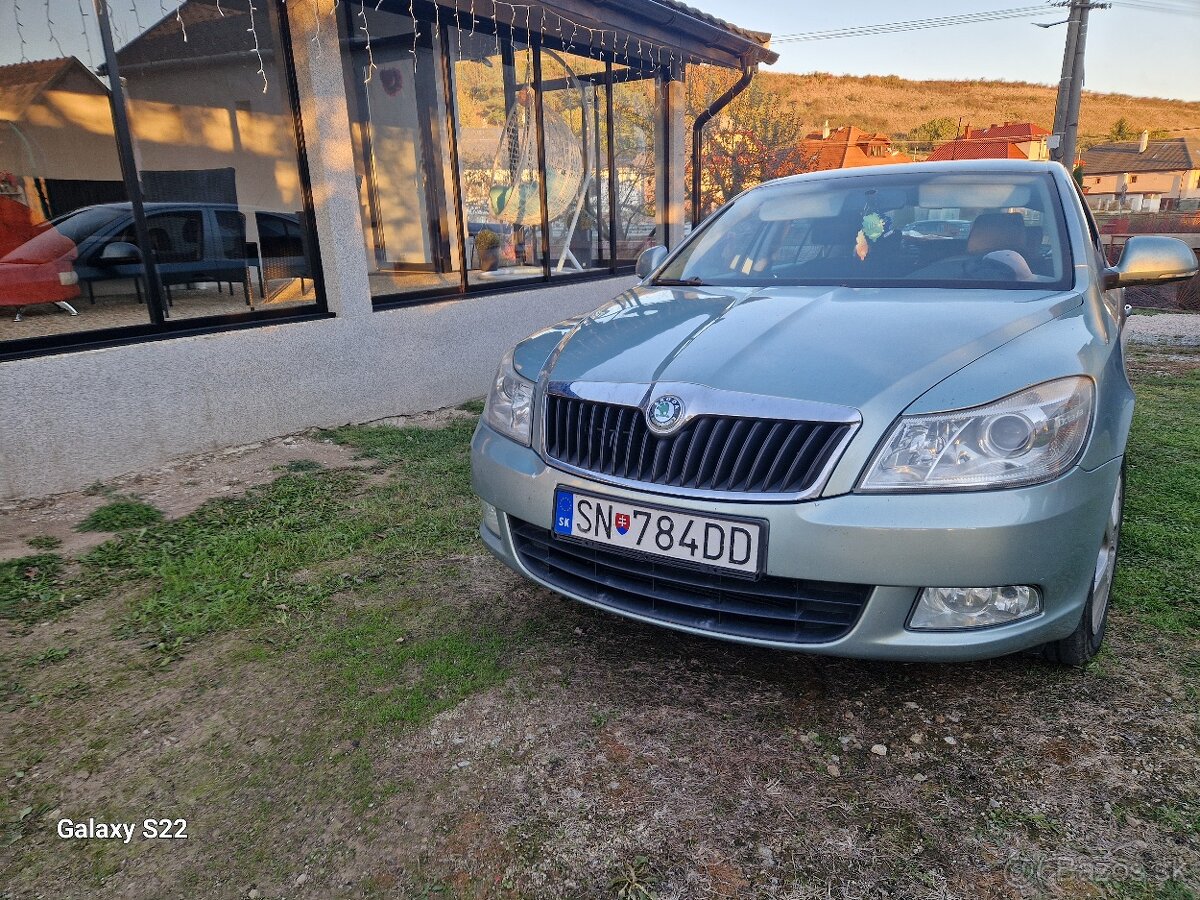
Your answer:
[756,71,1200,147]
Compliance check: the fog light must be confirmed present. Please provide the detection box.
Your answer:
[909,585,1041,630]
[482,501,501,536]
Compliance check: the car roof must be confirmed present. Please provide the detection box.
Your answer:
[85,201,243,212]
[761,158,1063,190]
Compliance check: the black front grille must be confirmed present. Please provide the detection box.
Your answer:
[543,393,850,496]
[511,519,871,645]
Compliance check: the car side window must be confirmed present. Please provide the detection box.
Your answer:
[1065,179,1123,320]
[120,212,203,263]
[1072,182,1103,252]
[257,214,303,259]
[215,211,247,260]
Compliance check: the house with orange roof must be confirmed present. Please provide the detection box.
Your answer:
[800,124,912,170]
[927,122,1051,162]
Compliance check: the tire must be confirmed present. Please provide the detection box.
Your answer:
[1040,463,1125,667]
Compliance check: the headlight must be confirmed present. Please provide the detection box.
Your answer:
[483,350,534,445]
[858,376,1094,492]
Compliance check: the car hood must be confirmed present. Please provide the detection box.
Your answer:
[532,284,1082,420]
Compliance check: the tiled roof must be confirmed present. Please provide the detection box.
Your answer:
[927,140,1027,162]
[964,122,1050,141]
[1081,137,1200,174]
[0,58,87,120]
[927,123,1048,162]
[654,0,772,47]
[801,126,912,170]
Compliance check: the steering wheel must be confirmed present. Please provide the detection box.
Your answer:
[965,254,1023,281]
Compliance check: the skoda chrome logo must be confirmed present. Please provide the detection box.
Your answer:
[647,395,685,433]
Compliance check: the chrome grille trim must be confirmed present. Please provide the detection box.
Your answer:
[539,382,860,502]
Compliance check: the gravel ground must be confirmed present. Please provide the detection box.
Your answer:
[1126,312,1200,346]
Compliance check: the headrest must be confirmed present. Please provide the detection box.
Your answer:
[967,212,1025,255]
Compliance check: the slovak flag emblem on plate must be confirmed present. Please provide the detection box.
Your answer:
[615,512,631,535]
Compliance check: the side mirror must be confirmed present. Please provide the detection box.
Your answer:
[1103,235,1198,289]
[635,245,668,280]
[98,241,142,265]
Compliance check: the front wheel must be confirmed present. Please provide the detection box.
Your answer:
[1040,464,1125,667]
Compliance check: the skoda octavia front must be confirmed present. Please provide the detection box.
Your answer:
[471,160,1198,665]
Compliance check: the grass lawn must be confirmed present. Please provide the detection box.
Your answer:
[1,360,1198,898]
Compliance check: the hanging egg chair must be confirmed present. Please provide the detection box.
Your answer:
[488,88,584,226]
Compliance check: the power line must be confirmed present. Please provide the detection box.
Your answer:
[772,7,1060,43]
[1112,0,1200,16]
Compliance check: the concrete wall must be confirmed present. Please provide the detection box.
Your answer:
[0,276,630,499]
[0,2,636,500]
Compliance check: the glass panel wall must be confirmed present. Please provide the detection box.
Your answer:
[121,0,318,320]
[449,27,544,287]
[611,70,658,265]
[539,48,609,277]
[337,3,677,304]
[341,3,462,298]
[0,13,151,342]
[0,0,324,357]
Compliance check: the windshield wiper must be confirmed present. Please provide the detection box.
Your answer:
[654,276,710,286]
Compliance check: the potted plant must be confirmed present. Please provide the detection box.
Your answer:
[475,227,502,272]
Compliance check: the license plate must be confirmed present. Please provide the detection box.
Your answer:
[552,488,765,576]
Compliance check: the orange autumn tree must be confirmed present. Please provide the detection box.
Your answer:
[687,68,816,221]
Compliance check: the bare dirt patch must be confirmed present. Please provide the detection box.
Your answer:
[1126,345,1200,379]
[0,433,367,563]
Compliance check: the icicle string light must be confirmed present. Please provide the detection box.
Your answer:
[247,0,268,92]
[74,0,93,65]
[359,2,377,81]
[409,0,417,56]
[13,0,29,62]
[29,0,701,97]
[309,0,324,56]
[44,0,67,57]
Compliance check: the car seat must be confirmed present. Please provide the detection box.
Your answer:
[966,213,1026,257]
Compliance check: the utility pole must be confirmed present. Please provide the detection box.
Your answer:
[1049,1,1110,170]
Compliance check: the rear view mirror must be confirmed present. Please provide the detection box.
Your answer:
[98,241,142,265]
[1104,235,1198,289]
[635,245,668,280]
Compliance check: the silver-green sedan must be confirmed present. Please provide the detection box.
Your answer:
[471,160,1197,664]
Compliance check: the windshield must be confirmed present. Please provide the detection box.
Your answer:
[47,206,126,243]
[0,206,125,264]
[657,171,1073,291]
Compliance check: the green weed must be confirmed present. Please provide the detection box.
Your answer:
[77,500,163,532]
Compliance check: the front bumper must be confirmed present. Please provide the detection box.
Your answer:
[471,421,1122,661]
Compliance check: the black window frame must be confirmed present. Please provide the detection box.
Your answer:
[0,0,329,364]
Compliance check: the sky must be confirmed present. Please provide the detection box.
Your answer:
[1,1,1197,102]
[701,0,1200,102]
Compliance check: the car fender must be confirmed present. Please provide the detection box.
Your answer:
[892,298,1133,474]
